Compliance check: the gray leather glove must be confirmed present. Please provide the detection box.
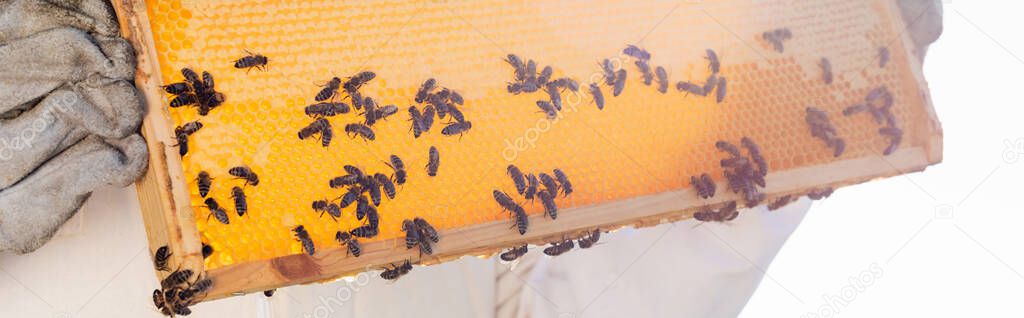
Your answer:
[0,0,148,254]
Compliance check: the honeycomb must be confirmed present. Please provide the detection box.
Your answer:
[145,0,930,270]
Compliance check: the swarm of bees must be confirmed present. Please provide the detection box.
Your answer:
[716,138,769,208]
[411,78,473,138]
[843,86,902,155]
[767,194,796,211]
[690,173,717,199]
[164,68,225,116]
[298,71,388,147]
[693,201,739,223]
[762,28,793,53]
[504,54,580,119]
[494,165,574,235]
[151,245,213,317]
[197,166,258,225]
[806,107,846,157]
[675,49,727,103]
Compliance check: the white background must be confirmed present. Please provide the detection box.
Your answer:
[742,1,1024,317]
[2,1,1022,318]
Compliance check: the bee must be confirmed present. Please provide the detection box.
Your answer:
[312,200,341,220]
[715,77,728,103]
[842,104,868,116]
[676,81,706,96]
[196,171,212,198]
[298,118,332,146]
[315,77,342,102]
[507,82,524,95]
[525,60,537,82]
[344,123,375,141]
[373,104,399,123]
[363,204,379,228]
[202,243,214,259]
[705,49,721,73]
[819,58,833,85]
[229,165,259,186]
[715,140,742,159]
[655,66,668,93]
[878,47,890,68]
[500,245,528,262]
[552,169,572,197]
[153,245,171,271]
[448,90,464,106]
[691,174,715,199]
[538,173,559,198]
[512,206,529,235]
[543,240,574,256]
[343,71,376,93]
[181,67,200,84]
[421,105,436,131]
[524,174,539,200]
[807,187,834,200]
[365,179,382,206]
[339,187,361,208]
[694,201,739,223]
[329,174,360,188]
[552,78,580,92]
[536,100,557,119]
[385,155,407,185]
[350,90,363,110]
[233,50,269,72]
[362,97,379,126]
[263,290,276,297]
[415,78,436,103]
[374,173,396,200]
[305,102,350,118]
[601,59,616,86]
[335,231,362,257]
[506,54,526,81]
[537,191,558,219]
[441,121,472,137]
[768,195,795,211]
[161,269,194,289]
[741,137,767,176]
[173,121,203,156]
[577,229,601,249]
[292,225,315,256]
[879,126,903,155]
[537,66,553,85]
[189,277,214,295]
[152,289,169,314]
[545,83,562,111]
[830,138,846,158]
[409,106,426,138]
[231,186,247,217]
[623,44,651,60]
[162,82,192,95]
[426,146,440,176]
[351,225,379,238]
[205,198,229,224]
[589,83,605,110]
[414,217,439,243]
[447,104,466,123]
[380,260,413,281]
[635,60,653,86]
[492,190,520,212]
[402,219,421,249]
[507,165,526,195]
[703,73,718,95]
[612,69,626,97]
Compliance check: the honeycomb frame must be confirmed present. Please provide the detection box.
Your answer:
[113,0,941,303]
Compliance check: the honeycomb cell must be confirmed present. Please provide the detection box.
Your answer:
[145,0,931,269]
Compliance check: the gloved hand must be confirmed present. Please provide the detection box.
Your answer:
[0,0,148,254]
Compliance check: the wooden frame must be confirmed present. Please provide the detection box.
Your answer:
[113,0,942,304]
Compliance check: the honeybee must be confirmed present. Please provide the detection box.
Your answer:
[205,198,229,224]
[807,187,834,200]
[655,66,668,93]
[507,165,526,195]
[676,81,706,96]
[511,206,529,235]
[339,187,361,208]
[552,169,572,197]
[545,83,562,111]
[741,137,767,175]
[537,191,558,219]
[153,245,171,271]
[263,290,276,297]
[233,50,269,73]
[703,73,718,96]
[441,121,472,137]
[229,165,259,186]
[525,60,537,82]
[577,229,601,249]
[335,231,362,257]
[365,178,382,206]
[426,146,440,176]
[384,155,407,185]
[819,58,833,84]
[380,260,413,280]
[524,174,539,200]
[879,126,903,155]
[492,190,520,212]
[623,45,651,60]
[691,174,714,199]
[305,102,350,118]
[715,77,727,103]
[715,140,742,159]
[768,195,795,211]
[409,106,426,138]
[878,47,890,68]
[537,173,559,198]
[181,67,200,84]
[292,225,315,256]
[196,171,212,198]
[506,54,526,81]
[705,49,721,73]
[351,225,379,238]
[552,78,580,92]
[415,218,439,243]
[589,83,605,110]
[446,104,466,123]
[162,82,192,95]
[344,123,375,141]
[421,105,436,131]
[536,100,557,119]
[635,60,653,86]
[601,59,616,86]
[612,69,626,97]
[231,186,247,217]
[537,66,553,85]
[402,219,421,249]
[374,173,396,200]
[343,71,376,93]
[161,269,194,289]
[500,245,528,262]
[315,77,342,102]
[312,200,341,220]
[298,118,332,146]
[543,240,574,256]
[416,78,437,103]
